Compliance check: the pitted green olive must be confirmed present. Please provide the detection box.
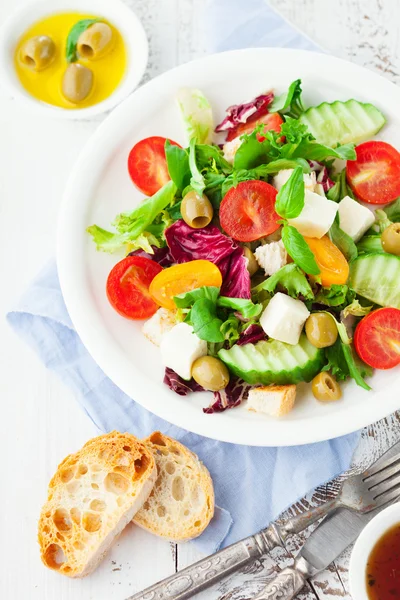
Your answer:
[382,223,400,256]
[305,313,338,349]
[243,246,259,276]
[181,191,214,229]
[20,35,55,71]
[62,64,93,103]
[312,372,342,402]
[191,356,230,391]
[77,22,113,60]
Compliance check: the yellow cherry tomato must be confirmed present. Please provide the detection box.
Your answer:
[149,260,223,309]
[304,235,349,286]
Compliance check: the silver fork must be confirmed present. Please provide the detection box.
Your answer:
[126,445,400,600]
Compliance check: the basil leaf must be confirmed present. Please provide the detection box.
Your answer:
[189,138,205,196]
[270,79,304,118]
[275,166,305,219]
[174,286,220,308]
[189,298,224,343]
[66,18,99,63]
[217,297,262,319]
[281,225,320,275]
[329,219,358,262]
[384,197,400,222]
[165,141,190,191]
[253,263,314,300]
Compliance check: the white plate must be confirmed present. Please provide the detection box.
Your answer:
[58,48,400,447]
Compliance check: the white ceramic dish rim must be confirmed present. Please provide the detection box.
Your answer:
[0,0,148,119]
[349,503,400,599]
[58,47,400,446]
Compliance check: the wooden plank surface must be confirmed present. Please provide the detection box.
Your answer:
[1,0,400,599]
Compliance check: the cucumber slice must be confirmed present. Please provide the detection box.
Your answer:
[299,100,386,147]
[218,334,324,385]
[349,253,400,308]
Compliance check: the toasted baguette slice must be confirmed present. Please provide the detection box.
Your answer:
[247,385,296,417]
[38,431,156,578]
[133,432,214,541]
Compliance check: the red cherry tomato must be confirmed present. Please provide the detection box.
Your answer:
[226,112,283,142]
[128,136,181,196]
[354,307,400,369]
[219,180,280,242]
[106,256,163,320]
[347,141,400,205]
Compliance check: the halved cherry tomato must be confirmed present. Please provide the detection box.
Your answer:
[354,308,400,369]
[226,112,283,142]
[219,180,280,242]
[304,236,349,286]
[347,141,400,204]
[106,256,163,320]
[128,136,181,196]
[149,260,222,309]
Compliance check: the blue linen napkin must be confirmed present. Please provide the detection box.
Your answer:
[7,1,359,555]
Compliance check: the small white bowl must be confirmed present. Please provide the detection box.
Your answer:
[0,0,148,119]
[349,502,400,599]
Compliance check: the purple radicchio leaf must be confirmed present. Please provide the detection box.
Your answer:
[165,221,251,299]
[203,376,252,414]
[236,324,267,346]
[128,246,173,267]
[215,93,274,133]
[163,368,204,396]
[308,160,335,193]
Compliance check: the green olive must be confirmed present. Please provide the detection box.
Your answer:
[243,246,259,276]
[181,191,214,229]
[191,356,230,391]
[305,313,338,349]
[62,64,93,103]
[20,35,55,71]
[312,372,342,402]
[382,223,400,256]
[77,22,113,60]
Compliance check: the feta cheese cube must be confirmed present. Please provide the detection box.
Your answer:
[254,240,287,276]
[222,137,244,164]
[142,308,177,347]
[260,292,310,345]
[160,322,207,380]
[338,195,375,242]
[287,189,338,238]
[272,169,317,192]
[247,384,296,417]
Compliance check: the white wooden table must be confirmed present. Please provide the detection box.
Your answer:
[1,1,400,598]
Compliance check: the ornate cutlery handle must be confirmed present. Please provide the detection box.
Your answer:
[125,524,284,600]
[283,498,339,535]
[252,568,306,600]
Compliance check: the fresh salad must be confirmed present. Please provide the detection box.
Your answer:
[88,79,400,416]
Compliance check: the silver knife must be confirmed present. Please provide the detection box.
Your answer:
[252,504,393,600]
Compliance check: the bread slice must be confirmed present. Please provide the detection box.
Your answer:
[133,432,214,541]
[38,431,156,578]
[247,384,296,417]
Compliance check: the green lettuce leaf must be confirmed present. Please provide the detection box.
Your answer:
[174,286,220,308]
[314,284,356,309]
[384,197,400,222]
[342,299,373,318]
[252,263,314,300]
[270,79,304,118]
[329,219,358,262]
[189,298,224,343]
[177,88,214,144]
[165,141,191,191]
[217,296,263,319]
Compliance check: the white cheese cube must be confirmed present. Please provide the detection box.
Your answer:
[222,137,244,164]
[247,384,296,417]
[254,240,287,276]
[272,169,317,192]
[260,292,310,345]
[160,322,207,380]
[287,189,338,238]
[142,308,177,347]
[338,195,375,242]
